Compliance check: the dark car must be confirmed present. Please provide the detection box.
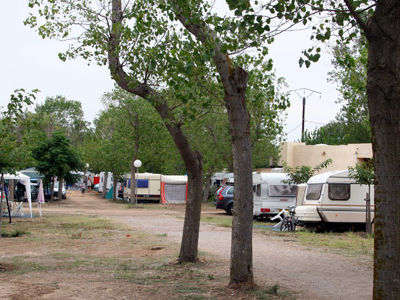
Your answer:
[214,185,234,215]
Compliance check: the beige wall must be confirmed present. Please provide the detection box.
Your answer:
[279,142,372,174]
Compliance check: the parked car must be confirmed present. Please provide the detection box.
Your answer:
[214,184,234,215]
[53,182,67,199]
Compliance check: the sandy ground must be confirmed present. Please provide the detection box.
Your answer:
[3,190,373,299]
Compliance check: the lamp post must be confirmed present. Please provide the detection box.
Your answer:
[133,159,142,205]
[85,163,89,189]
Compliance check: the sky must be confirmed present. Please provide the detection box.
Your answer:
[1,2,341,142]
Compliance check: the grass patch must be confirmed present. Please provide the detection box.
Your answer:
[255,223,373,257]
[1,228,30,237]
[296,231,373,256]
[9,257,52,275]
[253,284,293,299]
[201,215,232,228]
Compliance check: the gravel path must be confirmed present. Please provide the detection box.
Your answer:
[45,191,373,300]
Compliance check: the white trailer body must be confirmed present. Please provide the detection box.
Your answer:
[252,172,297,217]
[295,170,375,225]
[123,173,161,202]
[98,172,113,193]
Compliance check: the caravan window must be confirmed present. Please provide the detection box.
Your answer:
[328,184,350,200]
[137,179,149,188]
[306,184,322,200]
[269,185,297,197]
[256,184,261,196]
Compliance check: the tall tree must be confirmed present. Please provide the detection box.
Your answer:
[26,0,291,286]
[27,0,207,263]
[35,95,89,145]
[304,38,370,145]
[32,131,84,201]
[228,1,400,295]
[0,89,37,226]
[101,88,180,202]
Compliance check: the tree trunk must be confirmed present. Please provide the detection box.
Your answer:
[102,172,108,199]
[366,3,400,298]
[9,180,14,201]
[173,10,254,285]
[202,177,211,203]
[110,0,204,263]
[50,177,55,202]
[58,178,64,200]
[112,177,117,201]
[225,68,254,287]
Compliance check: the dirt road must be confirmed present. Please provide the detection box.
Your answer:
[43,191,373,300]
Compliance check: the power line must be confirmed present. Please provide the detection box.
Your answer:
[286,123,303,135]
[289,88,322,141]
[305,120,326,125]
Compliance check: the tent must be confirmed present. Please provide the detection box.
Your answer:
[2,172,32,218]
[160,175,188,204]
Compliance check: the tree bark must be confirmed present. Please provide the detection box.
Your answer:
[175,9,254,286]
[9,180,14,201]
[112,176,117,201]
[110,0,204,262]
[202,176,211,203]
[224,68,254,287]
[102,172,108,199]
[50,177,55,202]
[365,2,400,298]
[58,177,64,200]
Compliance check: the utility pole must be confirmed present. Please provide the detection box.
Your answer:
[291,88,321,142]
[302,96,306,141]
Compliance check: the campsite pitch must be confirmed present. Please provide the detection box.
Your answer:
[0,190,372,299]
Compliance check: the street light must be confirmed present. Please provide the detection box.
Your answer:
[133,159,142,205]
[85,163,89,188]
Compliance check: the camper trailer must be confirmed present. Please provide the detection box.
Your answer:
[98,172,113,193]
[211,172,234,187]
[295,170,374,229]
[252,172,297,218]
[160,175,188,204]
[123,173,161,202]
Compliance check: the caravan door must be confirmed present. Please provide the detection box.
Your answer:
[252,173,262,217]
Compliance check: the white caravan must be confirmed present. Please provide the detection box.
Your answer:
[211,172,234,187]
[98,172,113,193]
[252,172,297,218]
[123,173,161,202]
[295,170,374,228]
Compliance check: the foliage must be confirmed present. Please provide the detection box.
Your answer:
[32,131,84,183]
[305,36,370,145]
[348,160,374,186]
[283,159,332,184]
[303,119,370,145]
[0,89,38,174]
[35,95,90,145]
